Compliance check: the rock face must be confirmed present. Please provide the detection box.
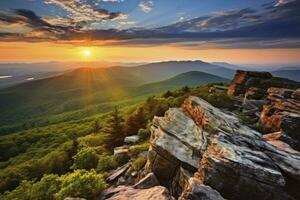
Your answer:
[259,87,300,148]
[227,70,299,97]
[146,96,300,200]
[227,70,272,96]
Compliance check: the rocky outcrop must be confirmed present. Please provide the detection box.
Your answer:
[259,87,300,149]
[227,70,299,97]
[146,96,300,200]
[227,70,272,96]
[145,107,206,191]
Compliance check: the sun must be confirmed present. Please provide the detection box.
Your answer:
[82,49,92,58]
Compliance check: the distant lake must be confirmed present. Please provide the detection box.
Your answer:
[0,75,12,79]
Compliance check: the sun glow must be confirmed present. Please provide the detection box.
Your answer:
[82,49,92,58]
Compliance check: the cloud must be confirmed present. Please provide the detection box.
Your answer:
[275,0,290,6]
[44,0,127,22]
[0,0,299,49]
[139,1,154,13]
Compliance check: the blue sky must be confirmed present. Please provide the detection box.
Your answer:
[0,0,275,29]
[0,0,299,49]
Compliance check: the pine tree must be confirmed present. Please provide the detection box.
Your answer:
[124,107,147,136]
[104,107,125,147]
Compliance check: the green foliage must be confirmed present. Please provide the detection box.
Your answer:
[132,156,147,171]
[138,121,152,141]
[31,174,61,200]
[129,142,150,158]
[0,82,234,194]
[97,154,118,173]
[1,170,107,200]
[93,120,101,133]
[104,107,125,147]
[55,170,107,200]
[1,180,33,200]
[124,107,147,136]
[72,147,99,170]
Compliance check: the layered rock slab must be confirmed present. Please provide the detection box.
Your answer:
[146,96,300,200]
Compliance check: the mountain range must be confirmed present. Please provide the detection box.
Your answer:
[0,66,228,134]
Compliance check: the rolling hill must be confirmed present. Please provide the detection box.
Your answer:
[0,69,228,133]
[272,70,300,81]
[132,71,229,96]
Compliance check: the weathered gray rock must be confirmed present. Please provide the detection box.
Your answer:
[146,95,300,200]
[259,87,300,149]
[146,107,206,188]
[106,163,131,183]
[263,131,300,152]
[124,135,140,144]
[105,186,175,200]
[114,146,130,164]
[134,173,159,189]
[180,178,225,200]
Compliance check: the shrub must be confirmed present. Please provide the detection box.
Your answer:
[129,142,150,158]
[137,121,152,141]
[132,156,147,171]
[72,147,99,170]
[31,174,61,200]
[55,170,107,200]
[0,180,33,200]
[97,154,118,172]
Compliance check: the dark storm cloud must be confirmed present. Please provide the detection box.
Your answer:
[0,0,299,49]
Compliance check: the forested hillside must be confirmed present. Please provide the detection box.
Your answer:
[0,83,232,199]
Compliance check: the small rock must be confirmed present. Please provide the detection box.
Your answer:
[124,135,140,144]
[180,178,225,200]
[106,162,131,183]
[114,146,129,164]
[106,186,175,200]
[131,171,138,177]
[134,173,160,189]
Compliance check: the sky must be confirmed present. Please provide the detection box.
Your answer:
[0,0,300,64]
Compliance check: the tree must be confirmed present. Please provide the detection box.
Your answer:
[97,154,118,172]
[104,107,125,147]
[162,90,173,98]
[182,86,190,93]
[93,120,101,133]
[71,147,99,170]
[124,107,147,136]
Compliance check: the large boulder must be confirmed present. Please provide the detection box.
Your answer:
[145,107,207,189]
[105,186,175,200]
[146,96,300,200]
[227,70,299,97]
